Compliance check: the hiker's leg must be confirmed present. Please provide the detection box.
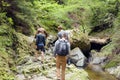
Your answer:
[41,51,44,62]
[35,50,39,60]
[61,56,67,80]
[56,56,61,79]
[40,45,45,62]
[35,45,41,60]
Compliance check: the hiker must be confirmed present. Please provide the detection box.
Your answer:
[57,25,71,65]
[53,32,70,80]
[35,27,46,62]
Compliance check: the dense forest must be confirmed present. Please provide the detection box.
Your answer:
[0,0,120,80]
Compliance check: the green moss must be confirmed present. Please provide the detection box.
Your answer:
[0,51,15,80]
[0,25,16,79]
[105,55,120,68]
[10,33,33,65]
[105,61,117,68]
[70,30,91,53]
[0,67,15,80]
[66,65,89,80]
[0,36,12,47]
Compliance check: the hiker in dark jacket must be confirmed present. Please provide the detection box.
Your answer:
[35,28,46,62]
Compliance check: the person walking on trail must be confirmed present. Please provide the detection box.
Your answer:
[57,25,71,64]
[53,32,71,80]
[35,28,46,63]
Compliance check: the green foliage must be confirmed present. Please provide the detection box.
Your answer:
[0,13,6,24]
[1,0,119,34]
[0,13,13,25]
[89,0,120,31]
[0,0,10,12]
[8,0,92,34]
[0,0,10,7]
[0,25,14,48]
[0,40,15,79]
[101,24,120,56]
[0,24,16,79]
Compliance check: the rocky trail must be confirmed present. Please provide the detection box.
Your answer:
[15,36,89,80]
[15,53,89,80]
[15,35,119,80]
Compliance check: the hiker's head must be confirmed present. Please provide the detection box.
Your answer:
[41,28,48,38]
[37,28,44,33]
[40,28,45,32]
[57,25,63,31]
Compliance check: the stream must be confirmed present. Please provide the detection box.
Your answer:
[85,64,118,80]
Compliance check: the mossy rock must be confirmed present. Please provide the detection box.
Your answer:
[0,25,34,79]
[69,30,91,54]
[12,33,34,65]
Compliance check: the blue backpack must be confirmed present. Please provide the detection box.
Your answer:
[56,40,69,56]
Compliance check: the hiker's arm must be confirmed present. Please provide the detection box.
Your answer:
[53,40,58,57]
[43,36,46,46]
[53,42,57,57]
[67,42,71,57]
[35,35,39,45]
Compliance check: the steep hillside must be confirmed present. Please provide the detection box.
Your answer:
[0,0,120,79]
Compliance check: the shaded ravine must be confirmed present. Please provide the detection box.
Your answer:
[84,39,118,80]
[15,36,118,80]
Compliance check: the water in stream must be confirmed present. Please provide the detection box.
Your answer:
[85,64,118,80]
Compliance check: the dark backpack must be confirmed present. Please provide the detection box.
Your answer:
[56,40,69,56]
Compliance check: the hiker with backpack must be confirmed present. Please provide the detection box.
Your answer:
[35,28,46,63]
[57,25,71,64]
[53,31,70,80]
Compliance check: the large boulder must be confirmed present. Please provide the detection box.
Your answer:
[68,30,91,54]
[69,47,87,67]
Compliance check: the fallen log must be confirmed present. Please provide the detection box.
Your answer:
[89,37,111,45]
